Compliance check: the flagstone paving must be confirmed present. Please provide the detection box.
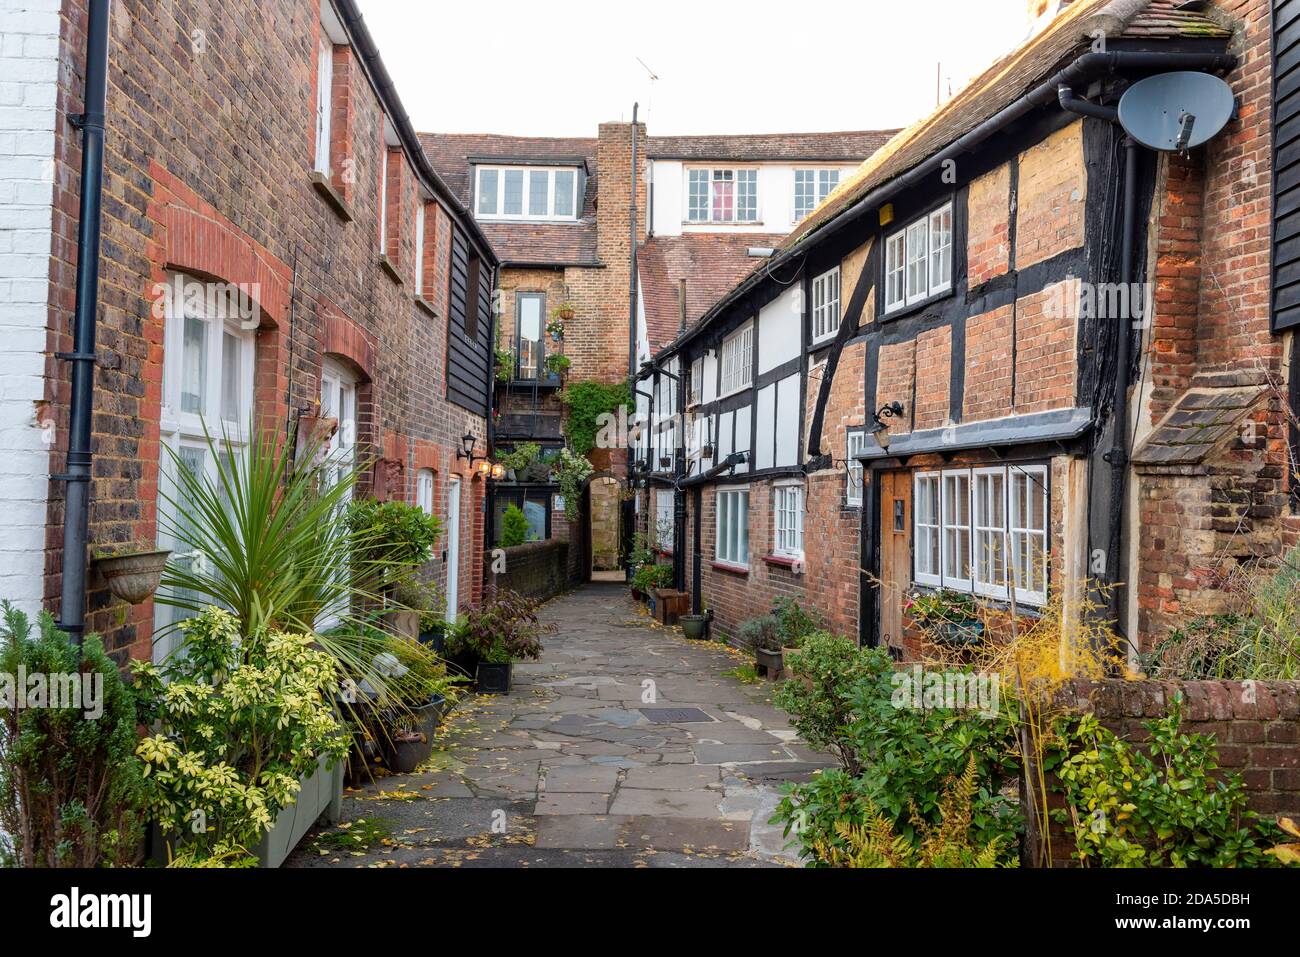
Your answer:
[287,582,833,868]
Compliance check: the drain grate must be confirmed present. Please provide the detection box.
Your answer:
[639,707,715,724]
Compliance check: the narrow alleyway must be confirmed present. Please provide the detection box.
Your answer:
[288,584,833,868]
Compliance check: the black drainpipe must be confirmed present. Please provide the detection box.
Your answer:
[56,0,111,645]
[1057,83,1141,638]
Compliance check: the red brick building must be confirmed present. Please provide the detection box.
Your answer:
[642,0,1298,656]
[422,125,893,581]
[2,0,499,661]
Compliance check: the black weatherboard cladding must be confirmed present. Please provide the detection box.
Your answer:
[447,225,492,416]
[1275,0,1300,331]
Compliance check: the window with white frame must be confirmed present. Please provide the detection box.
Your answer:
[314,36,333,175]
[1008,465,1048,604]
[845,430,867,506]
[417,468,435,517]
[884,201,954,314]
[689,357,703,406]
[811,266,841,344]
[475,166,579,221]
[912,464,1047,605]
[715,487,750,567]
[379,152,390,253]
[719,323,753,396]
[154,272,257,651]
[773,483,804,559]
[655,488,675,552]
[913,472,941,586]
[319,357,358,503]
[794,169,840,220]
[686,168,759,223]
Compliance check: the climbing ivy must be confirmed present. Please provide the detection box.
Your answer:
[560,380,630,457]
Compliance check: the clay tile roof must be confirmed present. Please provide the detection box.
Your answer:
[782,0,1230,251]
[638,234,786,352]
[1131,376,1267,467]
[645,130,900,162]
[419,133,600,266]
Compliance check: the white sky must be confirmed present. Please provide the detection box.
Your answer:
[356,0,1034,137]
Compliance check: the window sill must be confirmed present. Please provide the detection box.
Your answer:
[378,254,403,285]
[763,553,802,569]
[310,172,353,222]
[414,296,437,318]
[881,286,954,322]
[682,221,765,228]
[711,560,749,576]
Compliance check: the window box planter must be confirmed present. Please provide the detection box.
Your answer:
[938,620,985,646]
[92,548,171,604]
[148,752,343,869]
[476,661,513,695]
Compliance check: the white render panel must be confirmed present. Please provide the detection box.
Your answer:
[650,160,683,237]
[701,351,718,404]
[775,374,800,467]
[758,285,801,373]
[0,0,59,615]
[755,384,776,471]
[717,409,733,462]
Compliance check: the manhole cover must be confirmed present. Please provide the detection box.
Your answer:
[639,707,715,724]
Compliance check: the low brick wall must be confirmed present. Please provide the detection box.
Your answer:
[488,540,573,602]
[1044,678,1300,865]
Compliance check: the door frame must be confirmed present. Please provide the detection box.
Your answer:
[446,475,462,622]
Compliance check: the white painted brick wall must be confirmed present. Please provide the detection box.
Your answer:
[0,0,60,616]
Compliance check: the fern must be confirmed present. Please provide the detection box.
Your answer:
[813,759,1015,868]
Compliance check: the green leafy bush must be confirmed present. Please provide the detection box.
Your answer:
[346,498,443,590]
[1051,701,1284,867]
[131,607,348,866]
[772,635,1021,867]
[772,597,825,648]
[498,505,530,548]
[0,603,144,867]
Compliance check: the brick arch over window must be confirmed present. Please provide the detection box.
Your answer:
[133,163,294,658]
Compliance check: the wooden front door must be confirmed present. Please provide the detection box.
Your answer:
[878,470,912,651]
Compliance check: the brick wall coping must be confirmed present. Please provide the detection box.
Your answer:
[1050,678,1300,723]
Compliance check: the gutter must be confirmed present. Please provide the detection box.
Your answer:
[333,0,499,267]
[658,48,1234,358]
[55,0,111,644]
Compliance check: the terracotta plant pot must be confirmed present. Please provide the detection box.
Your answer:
[94,548,171,604]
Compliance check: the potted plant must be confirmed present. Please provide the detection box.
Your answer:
[739,613,783,677]
[92,546,172,604]
[905,589,984,646]
[773,597,826,665]
[545,353,571,379]
[680,602,710,640]
[633,563,672,614]
[546,316,566,341]
[445,589,554,695]
[552,302,575,323]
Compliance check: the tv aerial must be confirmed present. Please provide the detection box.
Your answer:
[1117,71,1235,152]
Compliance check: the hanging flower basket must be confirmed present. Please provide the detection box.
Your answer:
[93,548,172,604]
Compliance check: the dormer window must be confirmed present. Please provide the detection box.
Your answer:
[475,166,579,221]
[686,168,758,224]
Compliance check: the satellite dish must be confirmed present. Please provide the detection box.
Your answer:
[1118,71,1235,151]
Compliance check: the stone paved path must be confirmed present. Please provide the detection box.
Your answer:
[287,583,833,868]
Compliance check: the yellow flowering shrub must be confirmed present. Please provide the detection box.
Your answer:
[131,607,348,865]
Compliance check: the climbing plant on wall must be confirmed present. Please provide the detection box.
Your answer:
[560,381,630,458]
